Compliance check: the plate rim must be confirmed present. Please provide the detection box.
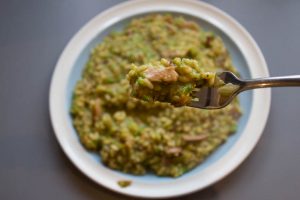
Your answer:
[49,0,271,198]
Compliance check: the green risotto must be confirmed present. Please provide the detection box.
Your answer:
[71,14,242,177]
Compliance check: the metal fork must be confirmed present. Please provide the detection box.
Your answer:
[189,71,300,109]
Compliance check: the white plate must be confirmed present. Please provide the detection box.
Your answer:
[49,0,271,198]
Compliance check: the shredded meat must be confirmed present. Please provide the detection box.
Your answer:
[92,99,101,124]
[182,134,208,142]
[144,66,178,82]
[166,147,182,155]
[204,36,214,48]
[180,21,198,30]
[229,107,241,120]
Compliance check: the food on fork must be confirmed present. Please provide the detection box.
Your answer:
[127,58,238,106]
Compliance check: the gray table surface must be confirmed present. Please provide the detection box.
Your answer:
[1,0,300,199]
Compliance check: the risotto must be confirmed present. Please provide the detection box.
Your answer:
[71,14,242,177]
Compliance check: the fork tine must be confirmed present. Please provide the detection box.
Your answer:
[191,90,198,97]
[191,89,201,98]
[187,101,201,108]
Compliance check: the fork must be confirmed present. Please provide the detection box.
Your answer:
[189,71,300,109]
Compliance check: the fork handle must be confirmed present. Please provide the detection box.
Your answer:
[242,75,300,91]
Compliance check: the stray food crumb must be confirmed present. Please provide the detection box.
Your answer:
[118,180,132,188]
